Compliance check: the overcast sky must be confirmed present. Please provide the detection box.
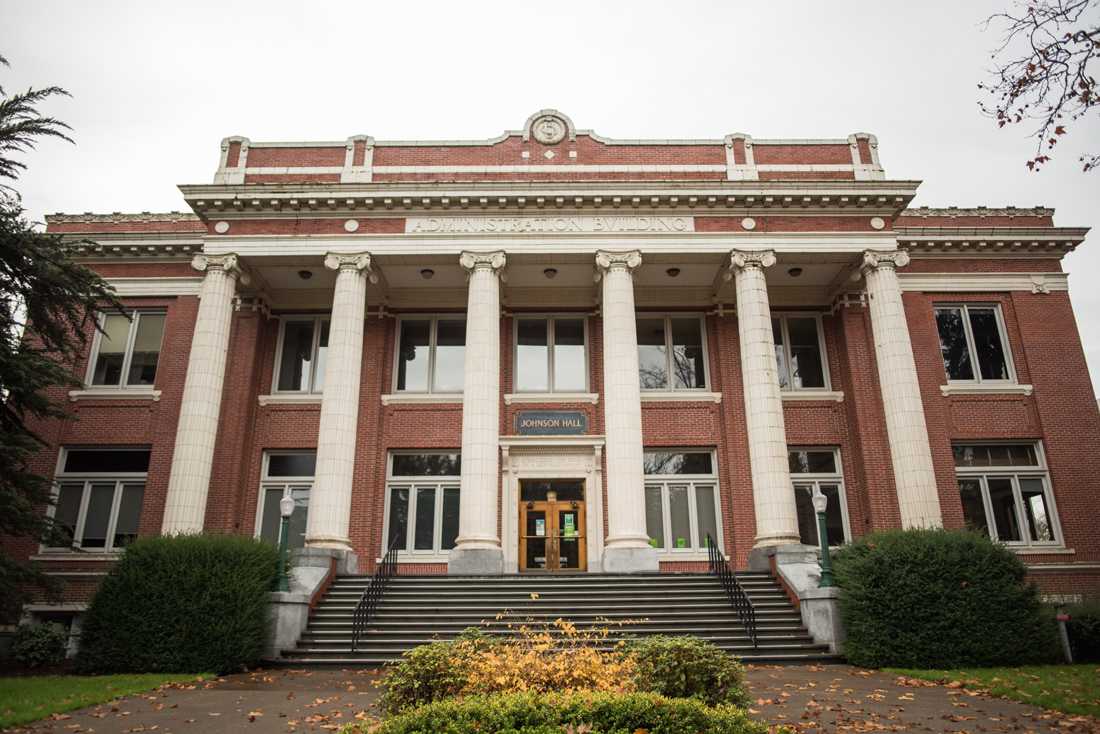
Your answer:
[4,0,1099,388]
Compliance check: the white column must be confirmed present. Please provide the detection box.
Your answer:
[448,250,506,575]
[596,250,658,573]
[305,252,373,549]
[728,250,800,547]
[162,254,247,534]
[862,250,943,528]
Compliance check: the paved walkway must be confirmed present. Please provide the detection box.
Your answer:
[4,665,1098,733]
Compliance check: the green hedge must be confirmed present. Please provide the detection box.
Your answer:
[76,534,278,674]
[363,691,769,734]
[12,622,68,668]
[833,528,1056,668]
[624,636,749,707]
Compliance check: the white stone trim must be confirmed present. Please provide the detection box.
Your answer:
[940,383,1034,397]
[1026,563,1100,572]
[372,164,727,174]
[504,392,599,405]
[781,390,845,402]
[1014,547,1075,555]
[499,435,607,448]
[755,164,854,172]
[30,553,121,562]
[258,393,324,406]
[898,272,1069,293]
[381,393,463,405]
[68,388,161,402]
[640,391,723,403]
[105,277,203,296]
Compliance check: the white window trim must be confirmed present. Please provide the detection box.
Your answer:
[954,442,1064,549]
[512,315,590,393]
[43,448,150,554]
[272,315,330,395]
[253,451,316,543]
[935,303,1018,386]
[382,451,462,561]
[643,449,723,558]
[788,447,851,547]
[392,315,467,394]
[772,312,832,392]
[637,313,710,392]
[84,310,166,390]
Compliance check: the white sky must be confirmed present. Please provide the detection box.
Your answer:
[4,0,1099,388]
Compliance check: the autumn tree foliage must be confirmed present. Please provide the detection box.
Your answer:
[979,0,1100,171]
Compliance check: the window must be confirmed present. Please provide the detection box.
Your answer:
[514,317,588,392]
[87,312,165,388]
[643,450,721,552]
[935,305,1014,383]
[953,443,1060,547]
[274,316,330,393]
[384,453,461,555]
[48,448,150,552]
[636,315,707,391]
[788,448,849,547]
[772,315,828,390]
[257,451,315,550]
[395,317,466,393]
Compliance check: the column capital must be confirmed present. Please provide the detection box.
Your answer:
[459,250,506,273]
[595,249,642,275]
[191,253,250,285]
[324,251,375,278]
[728,249,776,272]
[861,249,910,273]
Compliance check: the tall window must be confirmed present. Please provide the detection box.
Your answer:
[48,448,150,552]
[257,451,315,550]
[935,305,1014,383]
[385,453,461,555]
[515,317,587,392]
[395,317,466,393]
[643,450,721,552]
[87,312,165,388]
[274,316,330,393]
[788,448,849,546]
[954,443,1060,547]
[772,315,828,390]
[636,315,707,391]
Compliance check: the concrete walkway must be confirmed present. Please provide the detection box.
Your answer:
[4,665,1098,733]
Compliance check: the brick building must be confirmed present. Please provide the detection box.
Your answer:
[18,110,1099,640]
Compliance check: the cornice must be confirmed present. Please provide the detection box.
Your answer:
[900,206,1054,218]
[899,228,1087,258]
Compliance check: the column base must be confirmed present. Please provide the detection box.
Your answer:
[448,546,504,576]
[602,545,659,574]
[304,536,352,551]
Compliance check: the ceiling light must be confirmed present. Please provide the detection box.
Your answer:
[666,267,681,278]
[420,268,435,280]
[543,268,558,279]
[787,267,804,278]
[297,270,313,280]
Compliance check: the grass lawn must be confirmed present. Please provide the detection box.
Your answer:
[887,665,1100,718]
[0,673,204,729]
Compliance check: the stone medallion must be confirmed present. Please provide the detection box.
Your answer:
[532,114,567,145]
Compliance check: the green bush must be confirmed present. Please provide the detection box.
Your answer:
[833,528,1057,668]
[624,636,749,707]
[377,637,471,715]
[1064,599,1100,662]
[12,622,67,667]
[362,691,769,734]
[76,534,278,674]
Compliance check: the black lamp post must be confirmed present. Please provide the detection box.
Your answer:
[276,494,295,593]
[812,490,836,588]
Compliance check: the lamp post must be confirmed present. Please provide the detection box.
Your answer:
[276,494,295,593]
[812,490,835,588]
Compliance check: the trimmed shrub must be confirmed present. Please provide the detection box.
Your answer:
[625,635,749,707]
[76,534,278,674]
[833,528,1057,668]
[1065,599,1100,662]
[363,691,769,734]
[12,622,67,667]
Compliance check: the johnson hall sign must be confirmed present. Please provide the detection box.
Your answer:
[405,215,694,234]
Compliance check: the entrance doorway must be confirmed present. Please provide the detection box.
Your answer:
[519,480,586,572]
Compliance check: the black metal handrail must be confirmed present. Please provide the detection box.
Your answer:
[351,537,401,652]
[705,534,757,647]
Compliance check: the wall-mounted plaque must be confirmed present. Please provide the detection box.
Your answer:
[515,410,587,436]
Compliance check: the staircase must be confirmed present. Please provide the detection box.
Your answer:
[282,572,835,666]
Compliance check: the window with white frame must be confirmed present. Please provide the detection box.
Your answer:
[274,316,330,393]
[953,443,1061,547]
[643,450,721,552]
[48,448,150,551]
[788,448,850,546]
[935,305,1015,383]
[636,315,708,391]
[514,317,588,392]
[394,317,466,393]
[772,315,829,390]
[87,311,166,388]
[256,451,315,550]
[384,453,461,555]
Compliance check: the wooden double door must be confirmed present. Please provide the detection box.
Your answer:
[519,479,586,572]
